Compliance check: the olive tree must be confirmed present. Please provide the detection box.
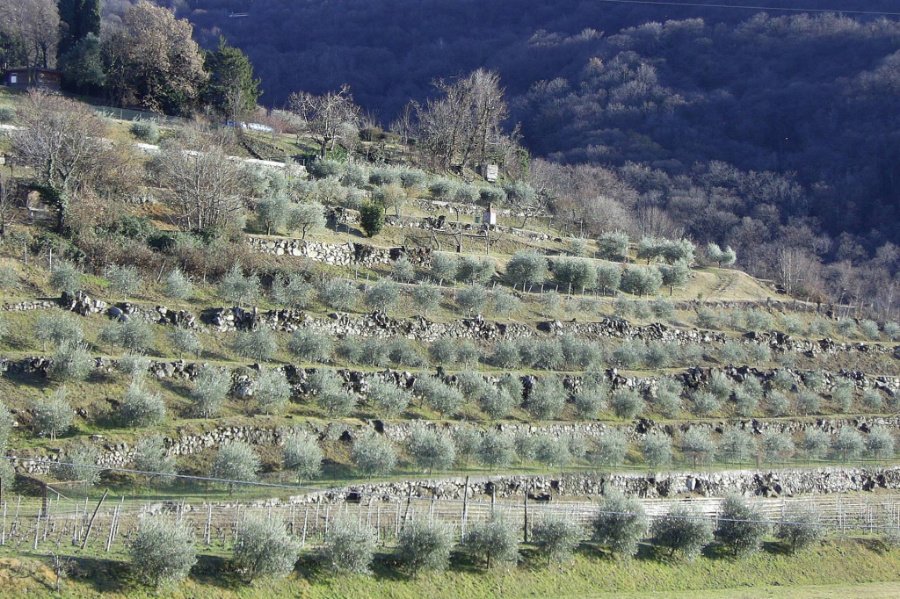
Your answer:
[218,264,260,304]
[597,231,629,261]
[396,520,453,575]
[591,492,647,557]
[130,517,196,588]
[32,388,73,440]
[831,428,865,461]
[590,430,628,467]
[233,513,301,581]
[681,429,716,466]
[505,250,547,290]
[53,443,100,485]
[322,519,376,574]
[282,430,323,482]
[164,268,193,300]
[532,514,583,563]
[288,329,332,363]
[255,368,292,415]
[120,380,166,427]
[100,319,155,355]
[232,327,278,362]
[190,366,231,417]
[366,379,410,418]
[463,515,519,568]
[34,313,83,350]
[714,495,766,557]
[651,505,713,560]
[641,432,673,468]
[407,425,455,472]
[49,341,93,381]
[169,327,202,359]
[776,509,823,553]
[211,441,260,493]
[524,377,566,420]
[414,376,465,417]
[133,435,176,485]
[351,433,397,477]
[611,388,646,420]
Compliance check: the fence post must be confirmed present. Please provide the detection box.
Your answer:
[523,485,529,543]
[205,504,212,546]
[461,476,470,541]
[81,490,108,550]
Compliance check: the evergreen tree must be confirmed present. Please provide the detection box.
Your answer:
[204,38,262,117]
[58,0,101,57]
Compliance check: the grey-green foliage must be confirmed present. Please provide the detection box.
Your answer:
[323,519,377,574]
[478,387,517,420]
[35,313,84,350]
[690,391,721,417]
[766,391,791,417]
[129,517,196,588]
[718,428,756,463]
[288,202,326,238]
[796,391,821,415]
[652,505,713,560]
[832,381,854,413]
[463,515,519,568]
[801,429,830,460]
[53,443,100,485]
[591,430,628,467]
[641,432,673,468]
[732,381,760,417]
[190,366,231,417]
[49,261,82,294]
[597,231,629,261]
[233,327,277,362]
[659,261,691,293]
[862,389,884,412]
[455,256,494,285]
[452,426,482,465]
[534,434,571,467]
[429,253,457,285]
[776,509,823,553]
[121,380,166,427]
[524,377,567,420]
[271,273,315,309]
[708,371,733,400]
[706,243,737,267]
[218,265,260,305]
[455,284,488,314]
[866,427,895,460]
[169,327,202,359]
[596,264,622,294]
[412,284,442,311]
[352,434,397,477]
[319,279,359,311]
[620,266,662,296]
[164,268,193,300]
[233,513,301,581]
[282,430,323,481]
[255,368,292,415]
[104,264,141,298]
[650,298,675,320]
[714,495,767,557]
[885,321,900,341]
[610,388,645,420]
[491,289,521,316]
[539,290,561,316]
[117,354,150,381]
[491,339,521,369]
[130,119,159,142]
[366,378,410,417]
[681,428,716,466]
[532,514,583,563]
[391,256,416,283]
[288,329,332,363]
[591,492,647,557]
[761,430,795,463]
[573,378,608,420]
[366,278,401,312]
[101,319,155,354]
[505,251,548,290]
[212,442,260,488]
[133,435,176,485]
[49,341,93,381]
[316,377,357,417]
[414,376,465,416]
[396,520,453,575]
[407,425,456,472]
[654,379,682,418]
[32,388,73,439]
[477,429,515,468]
[0,401,11,452]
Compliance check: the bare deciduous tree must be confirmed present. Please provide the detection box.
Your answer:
[0,0,60,71]
[287,85,362,158]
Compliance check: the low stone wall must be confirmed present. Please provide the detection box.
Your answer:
[246,236,432,268]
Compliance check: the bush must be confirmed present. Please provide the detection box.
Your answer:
[653,379,682,418]
[652,505,713,560]
[862,389,884,412]
[388,339,426,368]
[212,442,260,491]
[32,388,73,439]
[681,429,716,466]
[429,253,457,285]
[366,379,410,417]
[218,264,260,305]
[885,321,900,341]
[130,517,196,587]
[761,430,795,463]
[49,261,82,294]
[552,257,597,293]
[104,264,141,298]
[765,391,791,417]
[35,313,83,350]
[831,382,854,413]
[49,341,93,381]
[120,380,166,427]
[801,429,830,460]
[271,273,315,309]
[708,371,733,400]
[690,391,721,417]
[130,119,160,142]
[532,339,564,370]
[532,514,583,563]
[642,432,672,468]
[53,443,100,485]
[837,318,858,338]
[524,377,566,420]
[732,382,760,417]
[591,492,647,557]
[255,368,291,415]
[414,376,465,416]
[359,202,385,237]
[100,319,155,354]
[597,231,629,261]
[591,430,628,467]
[718,428,756,463]
[308,159,342,179]
[796,391,821,415]
[282,430,323,481]
[573,379,608,420]
[491,289,521,316]
[477,429,515,468]
[610,388,645,420]
[366,279,400,312]
[596,264,622,295]
[714,495,766,557]
[352,434,397,477]
[456,256,495,285]
[776,509,823,553]
[288,329,332,363]
[396,521,453,576]
[233,327,277,362]
[620,266,662,296]
[319,279,359,311]
[407,425,455,472]
[323,519,377,574]
[463,515,519,568]
[169,327,202,359]
[412,284,442,311]
[391,256,416,283]
[478,387,517,420]
[539,290,561,316]
[0,401,11,452]
[233,513,300,581]
[490,339,521,369]
[133,435,176,485]
[190,366,230,417]
[650,298,675,320]
[867,427,895,460]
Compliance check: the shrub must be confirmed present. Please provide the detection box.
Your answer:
[797,391,821,415]
[773,509,824,556]
[366,379,410,417]
[133,435,176,485]
[718,428,756,463]
[532,514,583,563]
[120,380,166,427]
[391,256,416,283]
[365,279,400,312]
[414,376,465,416]
[288,329,332,363]
[801,429,829,460]
[644,341,673,369]
[49,341,93,381]
[642,432,672,468]
[490,339,521,369]
[610,388,645,420]
[573,379,608,420]
[233,327,277,362]
[732,382,760,417]
[478,387,517,420]
[690,391,721,417]
[317,383,357,417]
[532,338,564,370]
[706,243,737,267]
[491,289,521,316]
[452,426,482,465]
[681,429,716,466]
[412,284,441,311]
[271,273,315,309]
[130,119,159,142]
[323,519,377,574]
[654,380,682,418]
[352,434,397,477]
[761,430,795,463]
[597,231,629,261]
[611,342,643,368]
[457,340,481,365]
[714,495,766,557]
[455,284,487,314]
[456,256,494,285]
[867,427,895,460]
[596,264,622,295]
[190,366,231,417]
[407,425,455,472]
[885,321,900,341]
[652,505,713,560]
[836,318,858,338]
[232,514,300,582]
[0,106,15,123]
[49,261,82,294]
[708,371,733,400]
[218,264,260,305]
[831,381,854,413]
[169,327,202,359]
[539,290,561,316]
[591,430,628,467]
[477,429,515,468]
[591,492,647,557]
[283,430,323,481]
[862,389,884,412]
[130,517,196,588]
[650,299,675,320]
[212,442,260,492]
[524,377,566,420]
[104,264,141,298]
[100,319,155,354]
[53,443,100,485]
[463,515,519,568]
[359,202,385,237]
[620,266,662,296]
[429,253,457,285]
[396,520,453,575]
[255,368,291,415]
[32,388,73,439]
[35,313,83,350]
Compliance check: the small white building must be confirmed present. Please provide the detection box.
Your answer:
[483,203,498,226]
[483,164,499,183]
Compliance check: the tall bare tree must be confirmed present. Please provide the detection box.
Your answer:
[11,90,108,233]
[0,0,60,72]
[287,85,362,158]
